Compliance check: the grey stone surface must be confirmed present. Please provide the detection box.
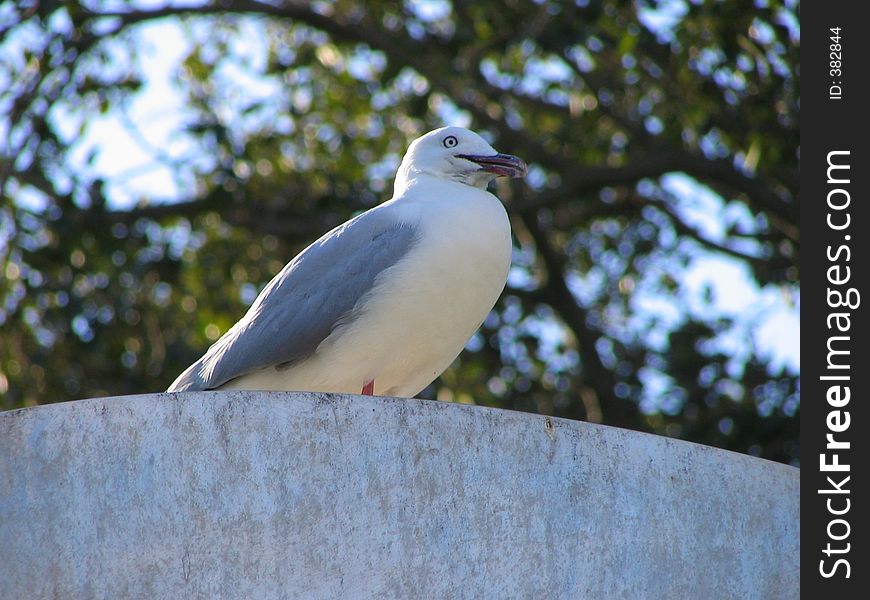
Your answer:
[1,392,798,599]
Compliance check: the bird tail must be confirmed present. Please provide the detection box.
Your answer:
[166,359,209,392]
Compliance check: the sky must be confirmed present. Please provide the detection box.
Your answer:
[4,2,800,381]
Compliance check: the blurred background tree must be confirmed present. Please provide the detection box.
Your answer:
[0,0,799,463]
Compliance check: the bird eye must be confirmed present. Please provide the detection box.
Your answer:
[442,135,458,148]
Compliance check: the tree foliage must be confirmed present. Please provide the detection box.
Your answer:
[1,0,800,463]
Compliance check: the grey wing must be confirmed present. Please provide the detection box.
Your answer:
[167,209,419,391]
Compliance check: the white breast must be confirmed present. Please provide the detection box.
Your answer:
[222,177,511,397]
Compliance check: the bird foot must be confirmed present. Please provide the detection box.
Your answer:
[361,380,374,395]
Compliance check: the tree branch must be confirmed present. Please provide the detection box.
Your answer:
[72,1,797,246]
[518,208,645,430]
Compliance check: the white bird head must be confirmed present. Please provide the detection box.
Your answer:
[395,126,528,191]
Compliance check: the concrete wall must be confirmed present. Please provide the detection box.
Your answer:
[1,392,798,599]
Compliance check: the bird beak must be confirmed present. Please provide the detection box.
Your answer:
[455,153,528,178]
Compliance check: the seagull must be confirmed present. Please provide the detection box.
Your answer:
[167,126,527,397]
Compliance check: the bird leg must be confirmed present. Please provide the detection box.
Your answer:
[361,380,374,395]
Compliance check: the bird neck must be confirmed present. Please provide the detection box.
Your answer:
[392,161,418,195]
[393,169,489,197]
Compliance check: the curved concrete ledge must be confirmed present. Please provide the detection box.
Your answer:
[1,392,798,598]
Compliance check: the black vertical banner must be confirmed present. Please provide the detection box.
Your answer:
[802,2,868,596]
